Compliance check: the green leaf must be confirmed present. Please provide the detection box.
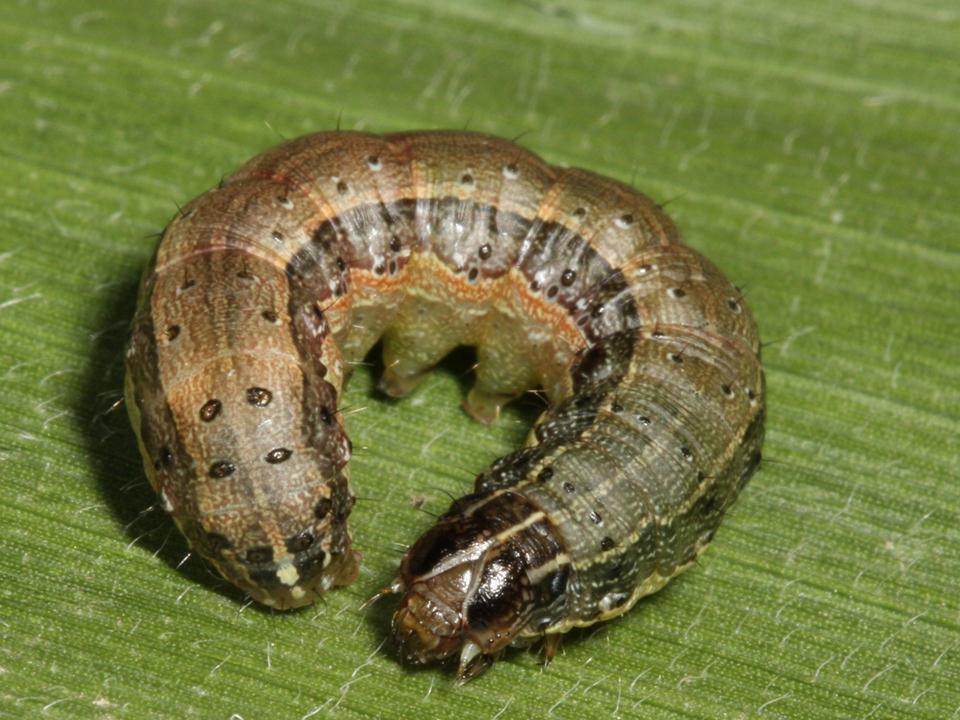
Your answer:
[1,1,958,718]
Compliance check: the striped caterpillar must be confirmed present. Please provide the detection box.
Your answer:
[125,130,765,681]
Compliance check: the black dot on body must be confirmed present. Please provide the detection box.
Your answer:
[199,399,222,422]
[537,467,554,483]
[600,536,615,552]
[610,401,624,413]
[314,498,332,520]
[246,546,273,564]
[209,461,236,479]
[206,532,233,553]
[574,394,595,409]
[262,309,278,323]
[460,172,473,185]
[271,230,284,243]
[265,447,292,464]
[154,446,173,470]
[286,531,315,554]
[296,549,326,577]
[165,325,180,342]
[247,387,272,407]
[563,481,576,494]
[336,180,348,194]
[680,447,693,461]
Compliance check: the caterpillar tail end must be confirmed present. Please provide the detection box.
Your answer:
[232,546,363,611]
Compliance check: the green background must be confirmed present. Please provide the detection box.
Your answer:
[1,1,957,718]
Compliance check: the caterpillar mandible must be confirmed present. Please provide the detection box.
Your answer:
[125,130,765,681]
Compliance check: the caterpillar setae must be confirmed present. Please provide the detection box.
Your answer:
[125,130,765,681]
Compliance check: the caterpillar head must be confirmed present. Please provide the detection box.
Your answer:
[388,492,569,682]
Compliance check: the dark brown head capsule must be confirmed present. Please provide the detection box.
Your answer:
[390,492,570,682]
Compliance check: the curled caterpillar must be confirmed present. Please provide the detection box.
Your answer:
[125,130,764,681]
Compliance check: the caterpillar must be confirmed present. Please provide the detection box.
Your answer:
[125,130,765,681]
